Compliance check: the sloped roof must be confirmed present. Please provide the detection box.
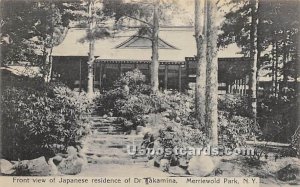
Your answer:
[52,27,244,61]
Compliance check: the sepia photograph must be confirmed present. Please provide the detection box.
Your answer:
[0,0,299,186]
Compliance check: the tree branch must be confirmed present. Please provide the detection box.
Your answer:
[124,15,153,27]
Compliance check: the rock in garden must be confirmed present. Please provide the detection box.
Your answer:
[277,164,299,181]
[67,146,77,156]
[168,166,187,175]
[161,112,170,117]
[187,156,216,176]
[48,158,60,176]
[141,127,152,136]
[160,159,170,172]
[0,159,15,175]
[57,147,85,175]
[57,155,84,175]
[178,157,189,168]
[16,156,51,176]
[146,159,155,168]
[136,125,144,135]
[52,155,63,165]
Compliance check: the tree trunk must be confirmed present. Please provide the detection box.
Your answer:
[194,0,207,128]
[249,0,259,122]
[282,28,288,89]
[45,32,54,83]
[256,3,261,94]
[87,0,95,98]
[151,0,159,94]
[271,40,276,96]
[206,0,218,146]
[275,38,279,98]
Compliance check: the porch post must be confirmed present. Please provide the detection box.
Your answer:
[244,76,247,95]
[99,63,102,92]
[79,59,82,92]
[164,65,168,91]
[118,63,122,77]
[186,60,189,88]
[238,79,241,95]
[178,64,182,92]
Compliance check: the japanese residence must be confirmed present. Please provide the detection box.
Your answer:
[51,26,251,94]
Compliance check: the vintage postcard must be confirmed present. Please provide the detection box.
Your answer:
[0,0,299,186]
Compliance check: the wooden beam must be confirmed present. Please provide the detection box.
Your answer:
[244,76,247,95]
[238,79,241,95]
[118,63,122,77]
[79,59,82,92]
[164,65,168,91]
[99,63,102,92]
[178,65,182,92]
[186,61,189,87]
[242,78,246,95]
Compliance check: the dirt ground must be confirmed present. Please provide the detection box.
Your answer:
[79,155,300,186]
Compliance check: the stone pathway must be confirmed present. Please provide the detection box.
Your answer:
[79,116,166,176]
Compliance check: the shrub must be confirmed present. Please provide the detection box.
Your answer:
[114,68,151,95]
[218,111,257,149]
[142,119,208,165]
[1,79,91,160]
[257,89,298,143]
[95,69,151,116]
[218,94,252,117]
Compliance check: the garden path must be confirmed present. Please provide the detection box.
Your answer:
[79,116,167,176]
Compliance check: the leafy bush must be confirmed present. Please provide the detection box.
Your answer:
[95,69,151,115]
[142,119,208,165]
[1,78,91,160]
[218,94,252,117]
[257,88,298,143]
[114,68,151,95]
[95,69,160,130]
[218,111,258,149]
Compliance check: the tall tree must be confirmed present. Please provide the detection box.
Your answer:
[206,0,218,146]
[249,0,259,121]
[87,0,95,97]
[194,0,207,128]
[102,0,182,94]
[151,0,159,93]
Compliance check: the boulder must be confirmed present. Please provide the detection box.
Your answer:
[187,156,216,176]
[169,166,187,175]
[57,147,85,175]
[161,112,170,118]
[57,155,84,175]
[0,159,15,175]
[175,117,181,123]
[67,146,77,156]
[160,159,170,172]
[277,164,299,181]
[16,156,51,176]
[178,157,189,168]
[48,158,60,176]
[52,155,63,165]
[136,126,144,135]
[146,159,156,168]
[130,130,136,135]
[141,127,152,136]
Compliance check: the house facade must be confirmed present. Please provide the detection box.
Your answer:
[51,26,250,94]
